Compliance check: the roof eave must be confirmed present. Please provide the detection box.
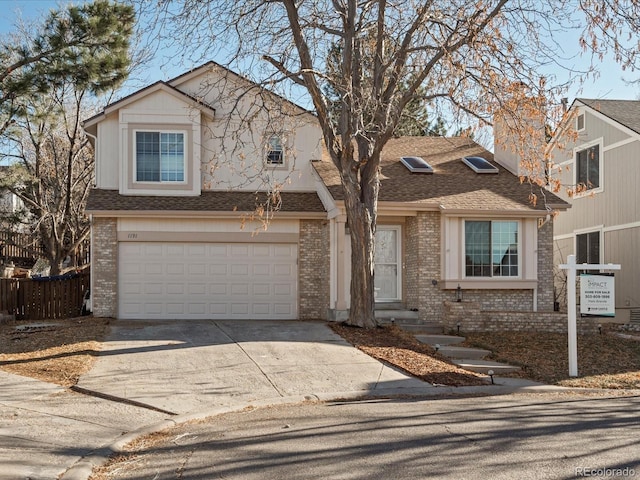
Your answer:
[86,209,326,219]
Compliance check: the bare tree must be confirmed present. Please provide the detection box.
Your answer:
[1,83,96,275]
[147,0,640,328]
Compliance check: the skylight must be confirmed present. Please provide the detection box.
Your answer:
[462,156,499,174]
[400,156,433,174]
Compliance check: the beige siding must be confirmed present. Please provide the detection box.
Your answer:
[551,102,640,313]
[93,64,323,195]
[604,227,640,309]
[95,115,120,189]
[551,102,640,237]
[173,65,322,193]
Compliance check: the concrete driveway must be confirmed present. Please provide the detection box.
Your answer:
[1,319,549,480]
[76,319,430,415]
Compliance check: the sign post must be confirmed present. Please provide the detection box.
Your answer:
[559,255,620,377]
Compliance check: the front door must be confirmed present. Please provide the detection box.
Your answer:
[374,227,401,302]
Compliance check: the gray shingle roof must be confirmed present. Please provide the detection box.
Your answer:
[577,98,640,135]
[86,189,326,214]
[313,136,568,212]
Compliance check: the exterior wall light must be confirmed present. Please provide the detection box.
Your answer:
[456,284,463,302]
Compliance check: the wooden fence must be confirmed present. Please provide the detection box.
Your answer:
[0,272,89,321]
[0,231,90,267]
[0,231,44,260]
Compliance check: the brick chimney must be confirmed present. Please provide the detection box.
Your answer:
[493,86,547,180]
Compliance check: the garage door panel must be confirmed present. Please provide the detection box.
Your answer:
[119,242,297,320]
[253,264,270,276]
[210,283,228,295]
[231,264,249,276]
[187,283,206,295]
[167,284,185,295]
[188,303,207,315]
[145,264,163,275]
[210,264,227,275]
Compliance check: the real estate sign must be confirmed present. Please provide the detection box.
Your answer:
[580,274,615,317]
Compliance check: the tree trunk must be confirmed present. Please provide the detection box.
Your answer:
[341,154,379,329]
[346,206,377,328]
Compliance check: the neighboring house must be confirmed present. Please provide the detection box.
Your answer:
[84,62,569,331]
[549,98,640,323]
[0,167,22,225]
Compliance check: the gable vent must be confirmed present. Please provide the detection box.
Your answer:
[400,156,433,174]
[462,156,499,174]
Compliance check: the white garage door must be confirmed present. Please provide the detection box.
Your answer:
[118,242,298,320]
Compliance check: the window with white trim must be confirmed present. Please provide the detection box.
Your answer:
[576,231,600,265]
[576,143,599,191]
[266,135,284,166]
[465,220,519,277]
[576,113,585,131]
[135,131,185,182]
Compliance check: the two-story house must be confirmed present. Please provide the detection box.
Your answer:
[84,62,568,331]
[550,98,640,323]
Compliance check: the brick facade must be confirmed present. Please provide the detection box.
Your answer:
[405,212,443,323]
[298,219,330,320]
[402,212,562,331]
[442,301,598,334]
[536,220,555,311]
[92,217,118,318]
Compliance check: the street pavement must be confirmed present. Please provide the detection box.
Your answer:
[0,319,601,480]
[90,394,640,480]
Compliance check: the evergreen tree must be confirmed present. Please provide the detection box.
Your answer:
[0,0,134,136]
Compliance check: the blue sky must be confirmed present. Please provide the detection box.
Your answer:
[1,0,639,102]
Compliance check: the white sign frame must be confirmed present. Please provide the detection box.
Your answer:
[559,255,620,377]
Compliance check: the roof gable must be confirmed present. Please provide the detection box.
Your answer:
[83,81,216,132]
[576,98,640,136]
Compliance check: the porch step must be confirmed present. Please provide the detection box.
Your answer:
[398,323,443,334]
[415,333,520,376]
[437,345,491,360]
[451,359,520,375]
[630,309,640,325]
[374,309,419,321]
[415,334,466,346]
[375,302,406,310]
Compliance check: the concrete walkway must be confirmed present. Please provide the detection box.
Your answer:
[0,320,556,480]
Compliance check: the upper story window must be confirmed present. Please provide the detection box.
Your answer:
[135,131,185,182]
[576,231,600,266]
[465,220,519,277]
[576,113,585,131]
[576,143,600,192]
[266,135,284,166]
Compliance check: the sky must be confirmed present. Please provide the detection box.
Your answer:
[1,0,639,103]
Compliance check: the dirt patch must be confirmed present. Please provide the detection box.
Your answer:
[331,323,488,386]
[0,316,110,387]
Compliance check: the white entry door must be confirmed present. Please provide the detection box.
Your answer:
[374,227,401,301]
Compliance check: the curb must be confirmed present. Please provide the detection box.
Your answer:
[59,381,579,480]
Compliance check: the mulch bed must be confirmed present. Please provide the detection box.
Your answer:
[331,323,488,386]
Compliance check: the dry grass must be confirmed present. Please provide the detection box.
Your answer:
[461,331,640,389]
[0,317,110,387]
